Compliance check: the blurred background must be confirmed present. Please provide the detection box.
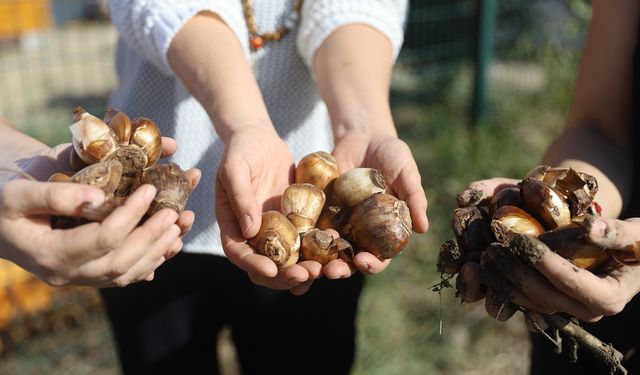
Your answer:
[0,0,590,374]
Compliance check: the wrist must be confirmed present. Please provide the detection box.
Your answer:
[219,121,279,145]
[331,109,397,144]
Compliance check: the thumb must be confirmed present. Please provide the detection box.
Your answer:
[2,179,105,217]
[216,164,261,238]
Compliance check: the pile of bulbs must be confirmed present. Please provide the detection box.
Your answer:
[48,107,191,227]
[248,151,413,269]
[437,165,640,278]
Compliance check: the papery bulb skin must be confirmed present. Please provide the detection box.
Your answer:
[140,162,190,216]
[347,193,412,259]
[520,177,571,229]
[490,205,545,243]
[280,183,326,234]
[295,151,340,190]
[69,107,118,165]
[301,229,338,265]
[333,168,387,211]
[248,211,300,269]
[130,117,162,167]
[104,107,132,145]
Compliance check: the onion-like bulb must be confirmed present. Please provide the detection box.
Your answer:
[280,183,326,234]
[490,205,544,243]
[332,168,386,211]
[248,211,300,269]
[295,151,340,190]
[346,193,412,259]
[69,107,118,165]
[520,177,571,229]
[139,162,190,215]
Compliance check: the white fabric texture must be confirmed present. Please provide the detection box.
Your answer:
[107,0,408,256]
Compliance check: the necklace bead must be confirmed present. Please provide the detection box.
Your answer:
[241,0,303,51]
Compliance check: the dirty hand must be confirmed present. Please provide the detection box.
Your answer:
[457,178,640,327]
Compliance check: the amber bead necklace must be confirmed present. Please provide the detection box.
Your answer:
[241,0,303,50]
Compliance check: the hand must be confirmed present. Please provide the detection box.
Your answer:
[458,178,640,328]
[325,133,429,280]
[0,137,201,287]
[216,126,323,294]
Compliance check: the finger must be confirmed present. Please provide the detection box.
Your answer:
[222,238,279,278]
[465,178,520,201]
[389,162,429,233]
[50,185,163,261]
[323,259,356,279]
[184,168,202,193]
[353,252,391,275]
[98,184,168,240]
[75,215,181,285]
[492,248,594,320]
[586,216,640,251]
[2,179,104,217]
[160,137,177,157]
[456,262,485,302]
[290,279,315,295]
[296,260,323,280]
[114,224,181,285]
[484,288,518,321]
[248,264,310,290]
[176,210,195,237]
[524,311,549,331]
[529,245,626,320]
[216,164,261,238]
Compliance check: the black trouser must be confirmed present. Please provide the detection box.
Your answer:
[530,294,640,374]
[100,252,365,375]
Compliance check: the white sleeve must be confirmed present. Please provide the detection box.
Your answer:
[296,0,409,69]
[107,0,249,76]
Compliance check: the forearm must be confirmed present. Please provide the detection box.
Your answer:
[167,12,275,143]
[0,117,50,180]
[542,0,639,218]
[543,126,631,218]
[313,25,397,141]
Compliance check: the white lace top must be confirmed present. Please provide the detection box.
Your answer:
[107,0,408,255]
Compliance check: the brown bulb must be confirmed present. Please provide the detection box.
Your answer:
[301,229,338,265]
[69,107,118,165]
[333,168,386,211]
[104,107,132,145]
[520,177,571,229]
[346,193,412,259]
[491,205,545,243]
[295,151,340,190]
[488,186,521,216]
[130,117,162,167]
[140,162,190,215]
[280,183,326,234]
[69,159,123,197]
[248,211,300,269]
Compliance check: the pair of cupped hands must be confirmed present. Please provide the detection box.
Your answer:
[457,178,640,328]
[0,125,430,293]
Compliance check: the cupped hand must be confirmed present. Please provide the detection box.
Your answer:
[458,178,640,328]
[324,133,429,278]
[216,126,321,292]
[0,137,201,287]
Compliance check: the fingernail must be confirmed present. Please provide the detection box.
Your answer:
[589,217,607,238]
[241,214,253,237]
[162,211,179,228]
[81,187,105,205]
[143,185,158,202]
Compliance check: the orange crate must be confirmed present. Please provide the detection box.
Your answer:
[0,0,52,40]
